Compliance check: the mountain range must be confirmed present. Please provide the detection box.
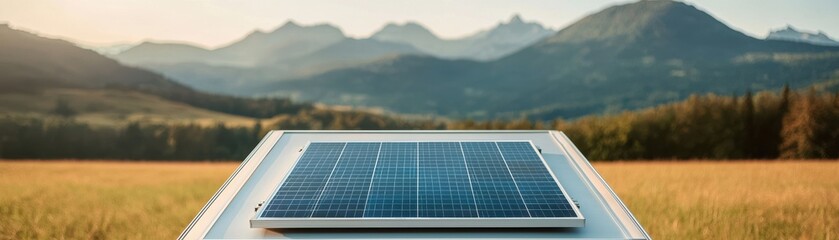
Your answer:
[371,15,555,60]
[0,23,309,126]
[767,25,839,46]
[110,15,554,95]
[5,0,839,122]
[262,0,839,119]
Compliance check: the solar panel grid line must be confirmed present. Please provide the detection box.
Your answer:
[260,142,345,218]
[457,142,481,218]
[522,140,581,218]
[493,141,533,218]
[259,140,581,221]
[531,142,584,218]
[311,142,381,217]
[415,142,419,217]
[417,142,477,218]
[497,141,579,218]
[364,142,418,217]
[360,142,383,217]
[267,144,314,218]
[307,142,349,218]
[461,142,529,218]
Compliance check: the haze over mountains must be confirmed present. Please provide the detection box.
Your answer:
[110,15,552,95]
[767,26,839,47]
[4,0,839,121]
[371,15,555,60]
[116,21,349,67]
[264,0,839,119]
[0,23,308,125]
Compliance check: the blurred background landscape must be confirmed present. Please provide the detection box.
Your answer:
[1,0,837,239]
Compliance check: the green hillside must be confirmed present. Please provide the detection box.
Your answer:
[0,88,255,127]
[0,24,310,123]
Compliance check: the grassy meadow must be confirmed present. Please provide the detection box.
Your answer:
[0,88,257,127]
[0,160,836,239]
[0,161,235,239]
[596,161,839,239]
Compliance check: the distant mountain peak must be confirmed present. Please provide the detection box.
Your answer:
[481,14,553,39]
[541,0,748,45]
[381,22,434,34]
[767,25,839,46]
[281,20,300,28]
[372,21,440,42]
[241,21,342,41]
[371,14,554,60]
[269,20,342,35]
[509,14,524,24]
[402,21,425,27]
[495,14,540,30]
[135,41,158,47]
[240,29,267,39]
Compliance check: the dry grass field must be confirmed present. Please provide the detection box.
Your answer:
[596,161,839,240]
[0,160,836,239]
[0,161,236,239]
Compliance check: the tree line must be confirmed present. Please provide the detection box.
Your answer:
[0,120,261,160]
[0,108,439,160]
[1,86,838,160]
[452,86,839,160]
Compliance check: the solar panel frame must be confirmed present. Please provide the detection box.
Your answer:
[251,140,584,228]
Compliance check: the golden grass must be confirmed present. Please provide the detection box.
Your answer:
[0,161,236,240]
[0,160,836,239]
[596,161,839,240]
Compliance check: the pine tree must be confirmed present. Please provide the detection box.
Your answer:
[51,99,76,118]
[772,84,791,157]
[741,90,755,158]
[780,88,824,159]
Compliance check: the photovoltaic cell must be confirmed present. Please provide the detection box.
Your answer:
[260,141,577,220]
[497,142,577,217]
[418,142,478,217]
[462,142,529,217]
[364,142,417,217]
[261,142,345,218]
[311,142,380,217]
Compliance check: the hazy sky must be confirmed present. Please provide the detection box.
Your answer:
[1,0,837,48]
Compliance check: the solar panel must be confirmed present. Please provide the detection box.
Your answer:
[253,141,583,228]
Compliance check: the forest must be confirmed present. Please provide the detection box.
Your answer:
[2,86,838,161]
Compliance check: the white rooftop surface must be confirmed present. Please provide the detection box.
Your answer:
[179,130,650,239]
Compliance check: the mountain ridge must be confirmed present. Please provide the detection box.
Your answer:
[0,24,185,92]
[263,0,839,119]
[370,15,555,60]
[767,25,839,46]
[0,24,310,120]
[112,16,555,95]
[116,42,213,65]
[212,21,346,66]
[116,15,555,66]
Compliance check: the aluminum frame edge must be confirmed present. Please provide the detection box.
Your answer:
[179,131,284,240]
[549,131,651,240]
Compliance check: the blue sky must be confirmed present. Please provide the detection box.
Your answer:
[0,0,836,48]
